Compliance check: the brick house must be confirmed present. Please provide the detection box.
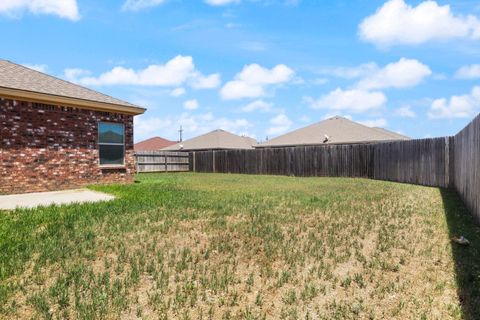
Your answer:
[0,60,146,194]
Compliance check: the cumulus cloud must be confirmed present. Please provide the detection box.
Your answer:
[64,68,91,81]
[359,0,480,47]
[66,55,220,89]
[170,87,186,97]
[122,0,165,11]
[358,118,388,128]
[241,100,272,113]
[305,88,387,113]
[204,0,239,5]
[134,112,252,142]
[183,99,199,110]
[428,86,480,119]
[221,63,294,100]
[266,113,293,136]
[455,64,480,79]
[318,58,431,90]
[189,73,221,89]
[395,105,416,118]
[24,64,48,73]
[356,58,431,90]
[317,63,378,79]
[0,0,80,20]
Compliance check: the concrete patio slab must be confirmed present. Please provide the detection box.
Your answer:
[0,189,115,210]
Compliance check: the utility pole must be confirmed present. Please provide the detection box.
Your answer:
[178,125,183,142]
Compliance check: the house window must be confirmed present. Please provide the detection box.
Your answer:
[98,122,125,166]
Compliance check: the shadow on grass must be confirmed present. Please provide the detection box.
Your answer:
[440,189,480,320]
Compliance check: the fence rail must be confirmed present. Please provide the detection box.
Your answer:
[192,144,374,178]
[135,151,189,173]
[454,113,480,223]
[191,137,453,187]
[372,137,453,188]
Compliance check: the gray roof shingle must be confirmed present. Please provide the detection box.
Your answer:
[0,60,144,111]
[256,116,410,148]
[162,129,257,151]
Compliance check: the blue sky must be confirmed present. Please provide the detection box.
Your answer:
[2,0,480,142]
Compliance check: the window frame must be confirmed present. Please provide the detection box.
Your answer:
[98,121,126,168]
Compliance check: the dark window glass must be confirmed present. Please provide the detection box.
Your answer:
[98,122,125,166]
[99,145,124,165]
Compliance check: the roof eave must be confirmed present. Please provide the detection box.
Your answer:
[0,86,146,115]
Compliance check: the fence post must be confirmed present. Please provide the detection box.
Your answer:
[213,150,216,173]
[164,153,168,172]
[193,152,196,172]
[448,136,455,188]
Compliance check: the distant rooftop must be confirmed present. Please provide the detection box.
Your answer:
[163,129,257,151]
[256,116,410,148]
[134,136,177,152]
[0,60,145,115]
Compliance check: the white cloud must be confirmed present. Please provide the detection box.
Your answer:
[239,41,268,52]
[0,0,80,20]
[359,0,480,47]
[317,58,431,90]
[134,112,252,142]
[64,68,91,82]
[170,87,186,97]
[221,63,295,100]
[183,99,199,110]
[455,64,480,79]
[24,64,48,73]
[122,0,165,11]
[358,118,388,128]
[266,113,292,136]
[204,0,239,6]
[67,55,219,90]
[395,105,416,118]
[241,100,272,112]
[189,73,221,89]
[318,63,378,79]
[312,78,329,85]
[428,86,480,119]
[305,88,387,113]
[300,115,311,123]
[221,81,264,100]
[357,58,431,90]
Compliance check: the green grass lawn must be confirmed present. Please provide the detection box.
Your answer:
[1,173,479,319]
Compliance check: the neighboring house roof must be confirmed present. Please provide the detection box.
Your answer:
[256,116,410,148]
[134,136,177,151]
[162,129,257,151]
[0,60,145,115]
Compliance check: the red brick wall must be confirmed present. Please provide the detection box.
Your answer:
[0,97,136,194]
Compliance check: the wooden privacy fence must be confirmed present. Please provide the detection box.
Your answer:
[191,144,373,178]
[190,137,453,188]
[189,113,480,224]
[372,137,453,188]
[135,151,189,173]
[454,113,480,223]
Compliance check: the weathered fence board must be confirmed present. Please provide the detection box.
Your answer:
[187,114,480,224]
[191,138,452,188]
[373,137,451,188]
[192,144,374,178]
[454,114,480,223]
[135,151,189,172]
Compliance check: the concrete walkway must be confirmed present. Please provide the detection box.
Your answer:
[0,189,115,210]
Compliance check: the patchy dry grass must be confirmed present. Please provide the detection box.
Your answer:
[1,173,479,319]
